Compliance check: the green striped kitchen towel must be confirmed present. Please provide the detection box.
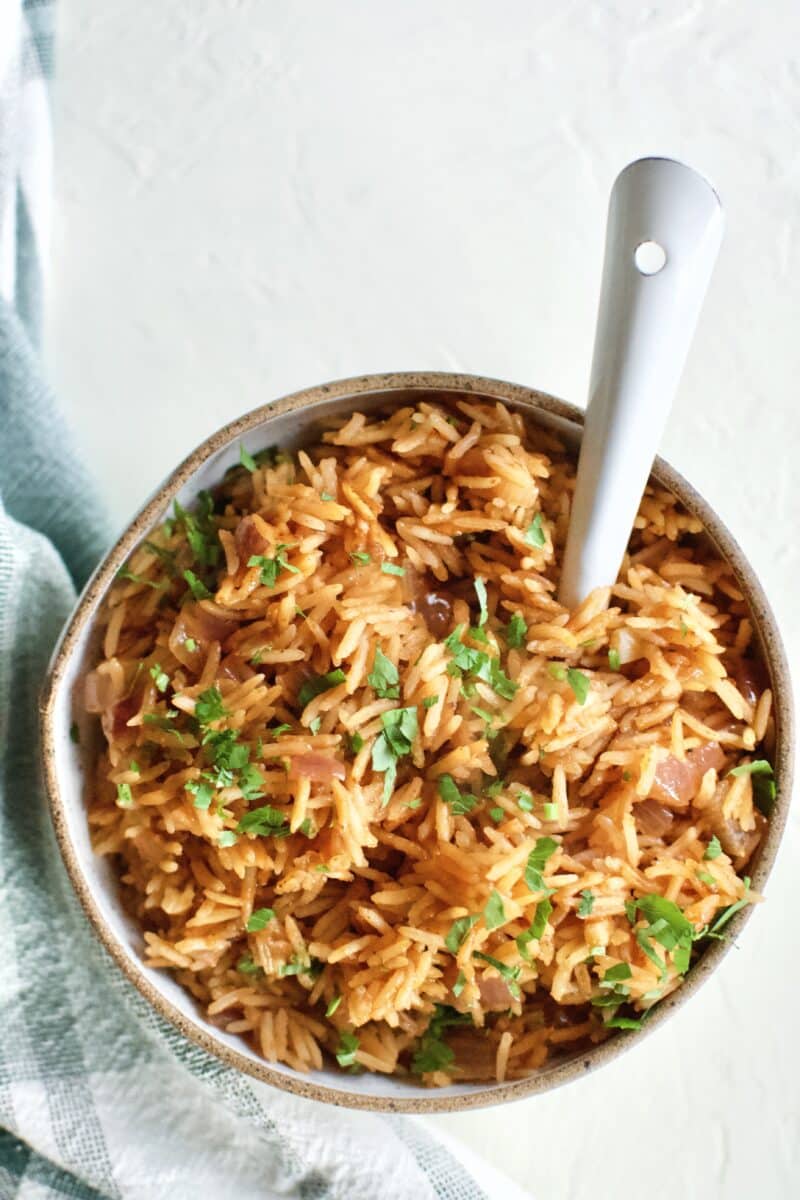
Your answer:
[0,4,531,1197]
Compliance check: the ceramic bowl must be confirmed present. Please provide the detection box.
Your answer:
[40,371,793,1112]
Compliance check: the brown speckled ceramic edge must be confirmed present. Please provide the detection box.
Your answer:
[39,371,794,1114]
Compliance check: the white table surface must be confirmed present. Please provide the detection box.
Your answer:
[47,3,799,1197]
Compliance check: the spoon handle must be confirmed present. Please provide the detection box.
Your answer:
[558,157,724,609]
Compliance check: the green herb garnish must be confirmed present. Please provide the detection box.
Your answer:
[237,805,291,837]
[524,837,558,894]
[183,569,212,601]
[704,836,722,861]
[524,513,546,548]
[186,779,214,810]
[422,694,439,709]
[347,731,364,755]
[437,774,479,816]
[298,669,347,710]
[184,637,198,653]
[483,889,506,931]
[371,706,417,806]
[240,444,257,472]
[368,647,400,699]
[474,577,488,627]
[504,612,528,649]
[350,551,371,565]
[246,907,276,932]
[335,1031,360,1068]
[248,545,300,589]
[489,806,504,823]
[381,562,405,577]
[577,889,595,917]
[218,831,238,848]
[411,1006,471,1075]
[445,914,480,954]
[608,648,621,671]
[116,783,134,808]
[195,686,228,725]
[472,952,521,999]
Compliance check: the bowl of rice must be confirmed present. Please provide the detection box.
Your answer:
[40,371,793,1112]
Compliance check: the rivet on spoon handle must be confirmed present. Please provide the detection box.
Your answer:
[558,157,724,610]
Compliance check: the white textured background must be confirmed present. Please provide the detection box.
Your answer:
[47,3,799,1197]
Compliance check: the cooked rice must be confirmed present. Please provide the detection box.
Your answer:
[83,397,773,1085]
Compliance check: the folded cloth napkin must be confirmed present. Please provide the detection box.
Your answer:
[0,5,531,1198]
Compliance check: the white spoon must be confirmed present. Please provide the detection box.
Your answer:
[558,157,724,609]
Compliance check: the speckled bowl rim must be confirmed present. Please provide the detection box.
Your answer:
[40,370,794,1113]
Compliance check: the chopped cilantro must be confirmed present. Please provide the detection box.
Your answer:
[115,566,164,590]
[309,717,322,735]
[326,995,342,1017]
[248,545,300,589]
[411,1006,471,1075]
[517,793,533,813]
[335,1031,360,1068]
[548,663,567,681]
[279,957,316,978]
[567,668,590,704]
[371,707,417,806]
[483,889,506,931]
[218,831,238,847]
[185,779,214,810]
[628,894,695,977]
[704,836,722,861]
[704,878,751,937]
[174,496,220,569]
[577,889,595,917]
[246,907,276,932]
[437,774,479,816]
[320,491,335,502]
[350,551,371,565]
[696,869,717,887]
[445,914,480,954]
[203,728,249,772]
[422,694,439,709]
[347,731,364,755]
[525,513,546,548]
[542,802,558,821]
[452,971,466,998]
[238,762,265,802]
[517,895,553,963]
[524,837,559,894]
[270,723,292,739]
[240,444,257,472]
[237,805,291,837]
[489,806,504,823]
[368,647,400,699]
[195,687,228,725]
[472,953,521,999]
[604,963,633,983]
[298,669,346,709]
[605,1015,643,1030]
[250,649,263,665]
[504,612,528,649]
[236,953,261,974]
[116,783,134,808]
[381,562,405,577]
[183,569,212,601]
[729,759,772,778]
[129,760,140,774]
[474,577,488,627]
[608,648,621,671]
[298,818,314,837]
[184,637,198,653]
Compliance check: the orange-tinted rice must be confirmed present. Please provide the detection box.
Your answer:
[83,397,772,1085]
